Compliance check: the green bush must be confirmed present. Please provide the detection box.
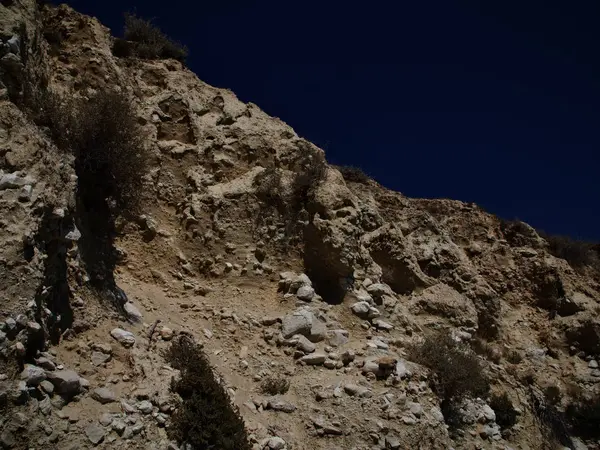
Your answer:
[165,336,251,450]
[410,331,489,427]
[336,165,371,184]
[119,13,188,62]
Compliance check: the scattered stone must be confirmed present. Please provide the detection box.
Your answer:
[266,436,286,449]
[289,274,312,293]
[121,400,137,414]
[395,359,412,379]
[267,398,297,413]
[261,317,280,326]
[407,402,423,417]
[10,381,29,405]
[589,360,599,369]
[39,396,53,415]
[112,420,126,435]
[160,327,174,341]
[46,370,82,396]
[386,436,401,449]
[479,404,496,423]
[293,334,316,353]
[281,310,313,339]
[137,400,153,414]
[0,172,36,190]
[40,380,55,395]
[326,329,349,347]
[344,384,370,397]
[351,301,380,319]
[341,349,355,366]
[124,302,143,323]
[91,387,117,404]
[372,319,394,331]
[299,353,327,365]
[203,328,213,339]
[85,423,105,445]
[91,351,111,367]
[99,413,113,427]
[1,430,15,448]
[92,343,113,355]
[20,364,46,386]
[110,328,135,348]
[297,285,315,302]
[34,357,56,371]
[367,283,393,299]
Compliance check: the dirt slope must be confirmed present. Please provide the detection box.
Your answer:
[0,2,599,450]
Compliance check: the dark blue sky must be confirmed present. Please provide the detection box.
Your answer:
[66,0,600,240]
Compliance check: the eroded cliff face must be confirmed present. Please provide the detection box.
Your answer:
[1,2,599,449]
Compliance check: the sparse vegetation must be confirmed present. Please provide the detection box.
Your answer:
[471,337,502,363]
[499,218,540,248]
[540,232,600,272]
[115,13,188,62]
[566,393,600,439]
[410,331,489,427]
[24,88,149,291]
[490,392,518,429]
[505,349,523,364]
[336,165,371,184]
[261,375,290,395]
[530,386,573,448]
[165,335,251,450]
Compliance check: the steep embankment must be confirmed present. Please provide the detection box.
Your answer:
[1,1,599,449]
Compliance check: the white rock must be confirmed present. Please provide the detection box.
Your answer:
[0,172,36,190]
[296,285,315,302]
[110,328,135,348]
[299,353,327,365]
[267,436,286,449]
[91,387,117,404]
[124,302,143,323]
[281,310,313,339]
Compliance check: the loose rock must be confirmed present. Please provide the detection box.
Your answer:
[110,328,136,348]
[91,387,117,404]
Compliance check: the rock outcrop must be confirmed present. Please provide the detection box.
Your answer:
[0,2,599,450]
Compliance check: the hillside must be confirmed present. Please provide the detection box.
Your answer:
[1,2,599,449]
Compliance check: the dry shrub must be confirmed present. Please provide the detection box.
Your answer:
[261,376,290,395]
[490,392,518,429]
[530,386,573,448]
[119,13,188,62]
[410,331,489,427]
[566,393,600,439]
[26,89,148,213]
[165,336,251,450]
[68,90,148,213]
[336,165,371,184]
[112,37,133,58]
[499,218,541,248]
[505,349,523,365]
[541,232,600,271]
[471,338,502,363]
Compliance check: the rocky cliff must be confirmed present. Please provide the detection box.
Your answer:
[1,1,599,449]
